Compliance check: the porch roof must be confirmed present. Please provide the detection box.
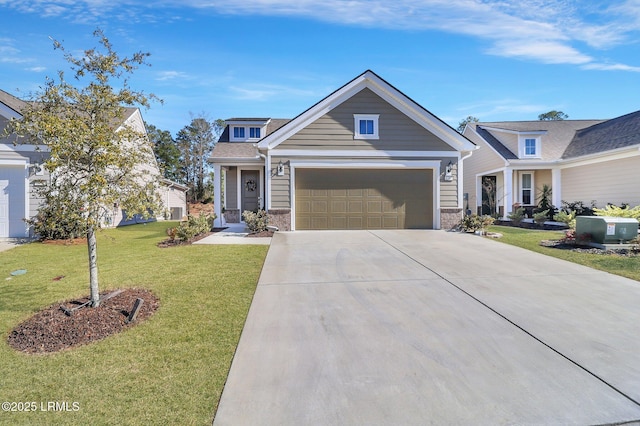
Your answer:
[210,142,262,162]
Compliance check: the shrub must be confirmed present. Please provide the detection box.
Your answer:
[554,210,576,229]
[459,214,495,234]
[533,210,549,226]
[535,184,556,220]
[593,204,640,221]
[26,191,87,240]
[560,200,596,216]
[508,207,526,225]
[242,209,268,233]
[173,214,215,242]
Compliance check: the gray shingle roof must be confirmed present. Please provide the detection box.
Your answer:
[210,142,260,160]
[472,119,605,161]
[474,125,517,160]
[562,110,640,159]
[0,89,28,115]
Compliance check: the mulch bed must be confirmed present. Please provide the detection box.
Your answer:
[540,239,640,257]
[7,288,159,354]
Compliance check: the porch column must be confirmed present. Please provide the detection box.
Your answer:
[503,168,513,220]
[213,163,222,227]
[551,168,562,208]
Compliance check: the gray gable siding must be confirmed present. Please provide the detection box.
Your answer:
[279,88,455,152]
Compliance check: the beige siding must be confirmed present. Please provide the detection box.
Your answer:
[462,129,506,212]
[270,159,291,209]
[496,132,518,157]
[562,156,640,207]
[440,159,458,208]
[280,88,455,152]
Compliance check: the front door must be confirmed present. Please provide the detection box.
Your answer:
[481,175,497,216]
[241,170,260,212]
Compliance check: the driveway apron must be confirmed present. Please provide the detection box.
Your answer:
[214,230,640,425]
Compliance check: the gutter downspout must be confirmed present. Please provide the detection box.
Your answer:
[458,150,475,214]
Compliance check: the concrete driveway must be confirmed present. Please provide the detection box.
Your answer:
[214,230,640,425]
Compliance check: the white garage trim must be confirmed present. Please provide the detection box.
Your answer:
[289,159,441,230]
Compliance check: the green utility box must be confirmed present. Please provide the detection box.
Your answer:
[576,216,639,244]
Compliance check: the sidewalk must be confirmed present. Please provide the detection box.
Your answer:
[193,223,272,245]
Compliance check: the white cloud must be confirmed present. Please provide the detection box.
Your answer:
[5,0,640,70]
[582,62,640,72]
[156,70,190,81]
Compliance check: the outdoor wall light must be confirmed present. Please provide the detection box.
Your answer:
[277,160,285,176]
[444,161,454,182]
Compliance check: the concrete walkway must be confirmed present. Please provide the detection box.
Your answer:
[193,223,271,245]
[214,230,640,425]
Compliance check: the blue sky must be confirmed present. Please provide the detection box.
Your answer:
[2,0,640,136]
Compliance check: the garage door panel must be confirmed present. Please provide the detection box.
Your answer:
[367,200,382,213]
[348,217,363,229]
[348,201,363,213]
[331,200,347,213]
[311,200,328,213]
[295,169,433,230]
[311,217,328,229]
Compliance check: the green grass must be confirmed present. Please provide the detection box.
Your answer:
[488,225,640,282]
[0,222,268,425]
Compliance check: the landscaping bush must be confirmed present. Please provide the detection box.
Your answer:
[459,214,495,234]
[560,200,596,216]
[26,191,88,240]
[508,207,526,225]
[169,214,215,242]
[593,204,640,221]
[242,209,268,233]
[533,209,549,226]
[535,184,556,220]
[553,210,576,229]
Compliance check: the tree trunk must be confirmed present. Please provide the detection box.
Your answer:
[87,224,100,307]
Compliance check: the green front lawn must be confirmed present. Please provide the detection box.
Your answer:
[0,222,268,425]
[488,225,640,282]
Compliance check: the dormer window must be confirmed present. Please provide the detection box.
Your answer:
[524,138,536,155]
[233,127,245,139]
[519,135,541,158]
[229,121,267,142]
[354,114,379,140]
[249,127,261,139]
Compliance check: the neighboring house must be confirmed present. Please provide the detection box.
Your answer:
[0,89,187,238]
[462,111,640,219]
[210,70,477,231]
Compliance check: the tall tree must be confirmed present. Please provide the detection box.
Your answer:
[147,123,182,182]
[457,115,479,133]
[6,29,161,307]
[176,116,224,202]
[538,110,568,121]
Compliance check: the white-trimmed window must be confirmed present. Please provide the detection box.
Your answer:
[233,127,245,139]
[249,127,261,139]
[231,125,264,141]
[519,171,534,205]
[354,114,379,139]
[519,136,541,158]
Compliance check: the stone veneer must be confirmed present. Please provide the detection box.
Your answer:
[223,209,240,224]
[267,209,291,231]
[440,208,463,230]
